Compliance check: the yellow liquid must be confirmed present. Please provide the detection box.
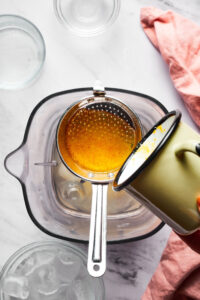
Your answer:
[61,108,138,172]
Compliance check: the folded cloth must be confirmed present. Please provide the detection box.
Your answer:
[141,231,200,300]
[140,7,200,127]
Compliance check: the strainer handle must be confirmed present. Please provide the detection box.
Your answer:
[87,184,108,277]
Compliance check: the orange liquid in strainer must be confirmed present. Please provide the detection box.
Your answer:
[60,108,137,172]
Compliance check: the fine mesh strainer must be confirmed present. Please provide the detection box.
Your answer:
[56,86,142,277]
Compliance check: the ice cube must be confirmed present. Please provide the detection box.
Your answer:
[34,250,55,267]
[15,255,36,276]
[54,251,82,285]
[2,275,29,299]
[58,250,79,264]
[29,284,68,300]
[29,264,60,296]
[15,250,56,278]
[73,278,93,299]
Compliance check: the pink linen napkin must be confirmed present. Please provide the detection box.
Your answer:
[142,231,200,300]
[140,7,200,127]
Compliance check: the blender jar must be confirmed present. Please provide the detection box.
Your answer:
[4,87,167,243]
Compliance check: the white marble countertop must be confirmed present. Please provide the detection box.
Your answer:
[0,0,199,299]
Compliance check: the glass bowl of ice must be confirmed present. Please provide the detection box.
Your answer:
[0,241,105,300]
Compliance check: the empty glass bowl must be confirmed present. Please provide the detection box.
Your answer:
[54,0,121,37]
[0,15,46,90]
[0,241,105,300]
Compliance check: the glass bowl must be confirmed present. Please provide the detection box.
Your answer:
[0,241,105,300]
[54,0,121,37]
[0,15,46,90]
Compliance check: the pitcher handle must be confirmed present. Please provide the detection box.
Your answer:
[87,184,108,277]
[175,141,200,157]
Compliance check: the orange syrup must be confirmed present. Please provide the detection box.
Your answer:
[61,108,138,172]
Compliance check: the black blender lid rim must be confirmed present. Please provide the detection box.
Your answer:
[113,110,182,191]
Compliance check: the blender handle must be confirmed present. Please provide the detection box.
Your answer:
[87,184,108,277]
[174,141,200,157]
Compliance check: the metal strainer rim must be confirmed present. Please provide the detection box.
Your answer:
[56,94,143,183]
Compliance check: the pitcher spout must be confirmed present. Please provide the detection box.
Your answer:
[4,145,28,182]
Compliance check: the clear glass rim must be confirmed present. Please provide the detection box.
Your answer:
[0,241,105,298]
[53,0,121,37]
[0,14,46,90]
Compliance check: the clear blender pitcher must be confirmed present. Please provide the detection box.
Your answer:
[4,87,167,244]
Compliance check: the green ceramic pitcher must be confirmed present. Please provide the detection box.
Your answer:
[114,111,200,235]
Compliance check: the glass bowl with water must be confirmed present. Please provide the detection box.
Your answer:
[0,15,45,90]
[0,241,105,300]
